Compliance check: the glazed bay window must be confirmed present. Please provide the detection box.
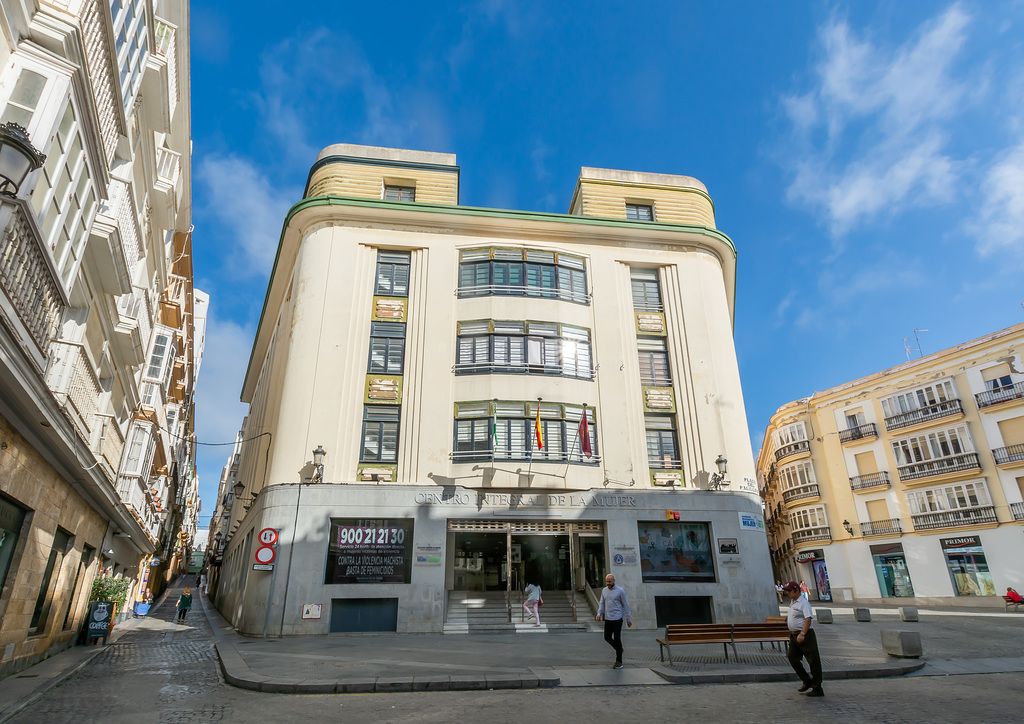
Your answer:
[779,461,819,504]
[368,322,405,374]
[120,422,155,478]
[452,401,598,464]
[907,480,997,530]
[881,379,962,431]
[789,506,831,543]
[110,0,150,113]
[773,421,809,462]
[645,415,680,469]
[630,268,662,311]
[638,338,671,386]
[361,405,399,463]
[143,328,175,387]
[455,320,592,378]
[891,425,980,481]
[457,248,588,303]
[375,250,410,297]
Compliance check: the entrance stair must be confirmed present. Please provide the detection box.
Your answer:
[444,590,591,634]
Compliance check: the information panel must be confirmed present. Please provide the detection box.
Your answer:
[324,518,414,585]
[638,521,716,582]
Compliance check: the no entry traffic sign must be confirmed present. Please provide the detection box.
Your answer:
[254,545,276,565]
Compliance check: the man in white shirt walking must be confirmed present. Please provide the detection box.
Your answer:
[596,574,631,669]
[784,580,823,697]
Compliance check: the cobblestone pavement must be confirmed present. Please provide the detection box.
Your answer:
[10,586,1021,723]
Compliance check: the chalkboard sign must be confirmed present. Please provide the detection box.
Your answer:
[86,601,114,645]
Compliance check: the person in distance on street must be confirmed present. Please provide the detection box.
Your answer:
[1008,587,1023,604]
[596,574,631,669]
[176,587,193,622]
[784,581,823,697]
[523,577,542,627]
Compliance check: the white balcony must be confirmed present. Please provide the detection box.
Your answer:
[142,17,179,133]
[88,181,139,296]
[152,146,183,228]
[45,341,102,444]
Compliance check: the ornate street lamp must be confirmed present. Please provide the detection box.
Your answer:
[0,122,45,197]
[312,444,326,482]
[708,454,729,490]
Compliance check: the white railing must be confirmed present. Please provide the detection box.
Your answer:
[109,179,144,273]
[0,202,63,352]
[46,341,101,441]
[95,415,125,481]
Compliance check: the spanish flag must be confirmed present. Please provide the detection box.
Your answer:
[534,405,544,449]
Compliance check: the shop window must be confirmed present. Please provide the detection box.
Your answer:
[0,494,28,595]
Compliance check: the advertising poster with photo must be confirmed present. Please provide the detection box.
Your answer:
[638,522,715,582]
[324,518,414,584]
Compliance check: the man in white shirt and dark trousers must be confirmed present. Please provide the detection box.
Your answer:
[783,580,824,697]
[596,574,631,669]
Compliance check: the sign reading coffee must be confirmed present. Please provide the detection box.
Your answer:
[324,518,414,585]
[86,601,114,643]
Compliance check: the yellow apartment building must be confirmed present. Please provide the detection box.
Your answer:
[758,323,1024,606]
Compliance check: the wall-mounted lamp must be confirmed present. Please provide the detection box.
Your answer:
[0,122,45,197]
[708,454,729,490]
[843,519,853,535]
[312,444,326,483]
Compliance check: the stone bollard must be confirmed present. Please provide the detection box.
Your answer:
[854,607,872,622]
[899,606,919,622]
[881,630,922,658]
[815,609,833,624]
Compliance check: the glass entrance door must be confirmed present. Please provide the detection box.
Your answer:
[512,534,569,591]
[452,532,507,591]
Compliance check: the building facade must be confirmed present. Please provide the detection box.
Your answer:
[0,0,199,674]
[214,144,774,636]
[758,323,1024,606]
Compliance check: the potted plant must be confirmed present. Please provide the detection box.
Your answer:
[90,576,131,634]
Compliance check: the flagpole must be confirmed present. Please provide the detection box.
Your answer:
[528,397,541,478]
[562,402,588,478]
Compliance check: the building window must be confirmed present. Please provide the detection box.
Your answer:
[383,185,415,202]
[109,0,149,114]
[638,338,671,386]
[144,329,174,384]
[880,379,958,418]
[0,495,27,595]
[789,506,828,532]
[0,67,48,129]
[62,545,95,630]
[375,251,411,297]
[29,528,71,635]
[981,363,1013,391]
[121,422,155,477]
[645,415,680,469]
[630,269,662,311]
[773,421,808,447]
[906,480,990,515]
[891,425,974,467]
[457,248,588,304]
[626,203,654,221]
[452,402,597,464]
[361,405,400,463]
[368,322,406,375]
[455,320,592,378]
[779,461,816,491]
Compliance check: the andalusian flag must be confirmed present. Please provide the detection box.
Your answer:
[534,405,544,449]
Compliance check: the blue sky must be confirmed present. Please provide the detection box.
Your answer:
[188,1,1024,527]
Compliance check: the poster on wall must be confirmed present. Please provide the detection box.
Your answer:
[811,559,832,601]
[324,518,414,585]
[637,521,715,582]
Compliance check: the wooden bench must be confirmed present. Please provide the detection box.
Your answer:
[657,622,790,663]
[1004,595,1023,612]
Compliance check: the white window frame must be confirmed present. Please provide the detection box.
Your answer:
[790,505,828,531]
[0,49,71,146]
[144,328,174,384]
[881,379,958,417]
[773,421,807,448]
[109,0,150,115]
[121,421,155,477]
[906,480,991,515]
[779,461,816,491]
[891,424,974,466]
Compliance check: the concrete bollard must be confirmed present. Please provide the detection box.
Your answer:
[815,609,833,624]
[854,607,872,622]
[899,606,919,622]
[881,630,922,658]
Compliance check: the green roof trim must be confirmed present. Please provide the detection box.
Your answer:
[242,195,739,396]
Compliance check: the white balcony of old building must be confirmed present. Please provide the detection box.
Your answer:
[142,17,179,134]
[152,146,182,228]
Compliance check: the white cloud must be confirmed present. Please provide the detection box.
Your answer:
[781,4,974,235]
[196,154,294,278]
[975,141,1024,260]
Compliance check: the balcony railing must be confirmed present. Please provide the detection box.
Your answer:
[648,457,682,470]
[782,484,820,504]
[850,471,892,491]
[1011,502,1024,521]
[156,147,182,187]
[884,398,964,431]
[450,449,601,465]
[453,361,595,379]
[911,506,997,531]
[774,440,810,462]
[791,527,832,543]
[95,415,124,481]
[975,381,1024,409]
[861,518,903,536]
[839,423,878,443]
[993,444,1024,465]
[897,452,981,482]
[0,202,63,353]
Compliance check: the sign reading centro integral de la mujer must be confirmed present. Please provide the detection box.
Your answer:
[324,518,414,585]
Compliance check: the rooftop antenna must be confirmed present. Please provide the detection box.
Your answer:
[903,329,928,361]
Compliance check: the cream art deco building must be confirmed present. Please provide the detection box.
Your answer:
[758,323,1024,606]
[0,0,199,673]
[216,144,773,635]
